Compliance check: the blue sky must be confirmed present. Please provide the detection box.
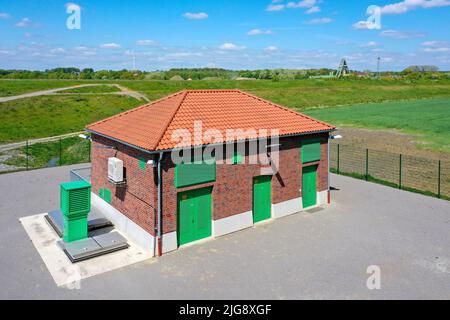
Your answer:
[1,0,449,71]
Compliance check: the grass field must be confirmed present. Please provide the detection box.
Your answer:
[304,97,450,153]
[1,136,90,170]
[2,79,450,109]
[1,78,450,153]
[0,95,142,142]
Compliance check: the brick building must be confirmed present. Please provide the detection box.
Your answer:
[86,90,335,256]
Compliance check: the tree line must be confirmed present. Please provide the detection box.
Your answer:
[0,66,447,80]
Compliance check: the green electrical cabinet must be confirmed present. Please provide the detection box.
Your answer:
[253,175,272,223]
[302,165,317,209]
[60,180,91,243]
[177,187,212,246]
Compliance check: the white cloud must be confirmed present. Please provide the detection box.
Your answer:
[305,17,333,25]
[265,46,279,52]
[421,40,450,52]
[247,29,273,35]
[306,6,321,14]
[0,12,11,19]
[380,29,426,39]
[15,17,31,28]
[50,48,66,54]
[100,43,121,49]
[422,40,449,46]
[266,4,285,11]
[219,43,246,50]
[287,0,317,9]
[381,0,450,15]
[352,21,379,30]
[183,12,208,20]
[136,39,159,46]
[423,47,450,52]
[361,41,379,48]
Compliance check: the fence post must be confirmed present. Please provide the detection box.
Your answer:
[59,138,62,166]
[337,144,340,174]
[365,149,369,181]
[26,140,29,171]
[438,160,441,199]
[88,139,91,163]
[399,154,402,189]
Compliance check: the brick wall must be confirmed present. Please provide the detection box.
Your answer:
[161,133,329,234]
[91,133,329,237]
[91,134,157,236]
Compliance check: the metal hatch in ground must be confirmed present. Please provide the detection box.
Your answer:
[177,187,212,246]
[58,231,129,263]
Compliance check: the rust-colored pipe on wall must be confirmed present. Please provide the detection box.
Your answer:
[157,152,163,257]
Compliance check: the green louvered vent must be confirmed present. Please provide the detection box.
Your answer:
[175,155,216,188]
[301,140,322,164]
[60,180,91,216]
[69,188,90,213]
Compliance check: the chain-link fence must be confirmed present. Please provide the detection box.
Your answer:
[331,143,449,200]
[0,136,91,174]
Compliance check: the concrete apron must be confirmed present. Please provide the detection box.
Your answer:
[19,213,153,288]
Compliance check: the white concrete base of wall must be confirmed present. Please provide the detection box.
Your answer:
[162,231,178,254]
[91,189,330,257]
[213,211,253,237]
[272,197,302,219]
[317,190,328,206]
[92,193,155,255]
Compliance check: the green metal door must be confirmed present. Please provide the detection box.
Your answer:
[177,187,212,246]
[302,165,317,209]
[253,176,272,223]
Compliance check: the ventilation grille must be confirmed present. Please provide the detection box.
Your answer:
[68,188,90,214]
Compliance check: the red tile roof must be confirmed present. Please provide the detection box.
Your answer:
[86,90,335,151]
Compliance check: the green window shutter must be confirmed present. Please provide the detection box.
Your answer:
[104,188,112,204]
[175,156,216,188]
[302,140,321,164]
[99,188,103,199]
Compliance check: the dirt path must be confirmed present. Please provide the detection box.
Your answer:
[0,84,101,103]
[0,83,149,103]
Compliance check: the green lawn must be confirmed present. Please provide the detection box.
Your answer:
[0,95,142,143]
[2,137,90,169]
[304,97,450,152]
[2,79,450,110]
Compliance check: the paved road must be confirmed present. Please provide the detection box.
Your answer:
[0,165,449,299]
[0,84,149,103]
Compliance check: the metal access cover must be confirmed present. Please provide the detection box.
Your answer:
[59,238,102,262]
[45,209,113,238]
[46,210,64,237]
[93,232,129,251]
